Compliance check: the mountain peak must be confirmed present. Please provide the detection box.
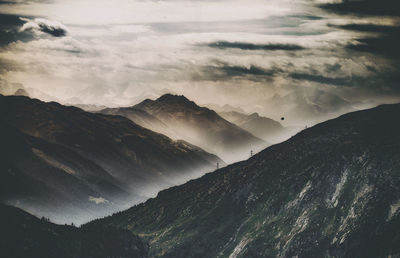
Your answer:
[156,94,193,105]
[13,88,29,97]
[249,112,260,118]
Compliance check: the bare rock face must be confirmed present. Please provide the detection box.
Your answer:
[91,103,400,257]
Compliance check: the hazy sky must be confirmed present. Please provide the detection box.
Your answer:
[0,0,399,123]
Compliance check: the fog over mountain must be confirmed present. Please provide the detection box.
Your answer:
[1,1,400,256]
[0,0,399,126]
[101,94,267,163]
[0,94,221,224]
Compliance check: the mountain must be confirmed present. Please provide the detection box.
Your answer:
[0,95,221,224]
[219,111,287,143]
[126,94,267,163]
[73,103,109,112]
[260,89,357,125]
[13,88,30,97]
[0,204,148,258]
[204,103,246,114]
[99,107,174,139]
[89,103,400,257]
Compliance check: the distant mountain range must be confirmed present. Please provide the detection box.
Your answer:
[90,103,400,257]
[100,94,267,163]
[260,89,357,125]
[0,95,221,224]
[218,111,287,143]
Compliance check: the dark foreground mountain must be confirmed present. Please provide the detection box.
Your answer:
[0,95,221,224]
[0,204,148,258]
[89,103,400,257]
[106,94,267,163]
[219,111,287,143]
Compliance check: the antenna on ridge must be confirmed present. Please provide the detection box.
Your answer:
[217,162,219,169]
[250,150,253,157]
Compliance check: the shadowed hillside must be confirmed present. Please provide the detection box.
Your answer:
[0,94,222,224]
[89,103,400,257]
[0,204,148,258]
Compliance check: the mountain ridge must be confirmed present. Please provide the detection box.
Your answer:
[87,103,400,257]
[0,94,222,224]
[112,94,268,163]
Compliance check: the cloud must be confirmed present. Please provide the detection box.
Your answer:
[289,72,353,86]
[20,17,68,37]
[320,0,400,16]
[88,196,109,204]
[205,41,305,51]
[0,14,34,46]
[329,23,400,59]
[191,61,282,82]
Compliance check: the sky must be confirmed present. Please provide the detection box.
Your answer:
[0,0,399,124]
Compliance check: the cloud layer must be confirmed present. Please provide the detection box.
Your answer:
[0,0,399,125]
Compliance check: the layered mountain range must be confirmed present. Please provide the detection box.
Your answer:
[88,103,400,257]
[100,94,267,163]
[218,111,287,143]
[0,94,221,224]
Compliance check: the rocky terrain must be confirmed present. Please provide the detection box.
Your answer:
[89,103,400,257]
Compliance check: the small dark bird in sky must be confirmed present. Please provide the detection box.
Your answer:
[281,117,285,121]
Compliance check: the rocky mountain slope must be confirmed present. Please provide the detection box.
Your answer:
[0,95,221,224]
[112,94,267,163]
[219,111,286,143]
[0,204,148,258]
[89,103,400,257]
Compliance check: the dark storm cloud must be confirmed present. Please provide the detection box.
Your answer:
[0,14,34,47]
[330,23,400,59]
[192,61,283,82]
[329,23,400,34]
[289,69,400,93]
[21,18,68,37]
[206,41,305,51]
[38,23,67,37]
[319,1,400,95]
[320,0,400,16]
